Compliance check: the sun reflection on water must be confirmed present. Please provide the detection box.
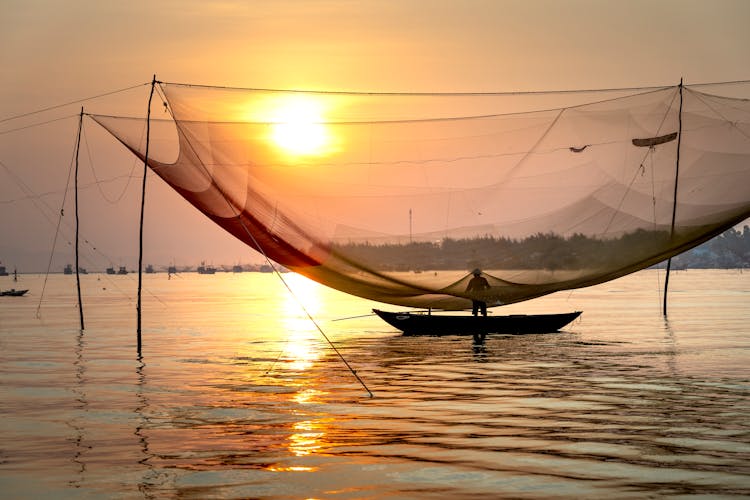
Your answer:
[293,387,325,404]
[265,465,318,472]
[289,420,327,457]
[279,273,326,371]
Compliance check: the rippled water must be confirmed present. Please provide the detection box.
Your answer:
[1,269,749,498]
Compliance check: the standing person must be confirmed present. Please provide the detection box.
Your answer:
[466,269,490,316]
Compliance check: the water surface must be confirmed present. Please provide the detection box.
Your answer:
[1,270,749,498]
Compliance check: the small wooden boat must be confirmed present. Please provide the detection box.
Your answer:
[1,289,29,297]
[373,308,581,336]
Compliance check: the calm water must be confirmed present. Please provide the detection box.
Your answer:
[1,269,749,499]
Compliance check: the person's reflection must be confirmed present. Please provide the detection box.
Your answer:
[472,332,488,360]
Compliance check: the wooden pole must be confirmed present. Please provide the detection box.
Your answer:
[74,107,85,331]
[663,79,684,317]
[137,76,157,355]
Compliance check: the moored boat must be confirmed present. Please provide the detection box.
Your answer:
[373,308,581,336]
[1,289,29,297]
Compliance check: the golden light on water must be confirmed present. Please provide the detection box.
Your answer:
[265,465,318,472]
[281,273,324,371]
[289,420,326,457]
[293,388,324,405]
[283,335,319,372]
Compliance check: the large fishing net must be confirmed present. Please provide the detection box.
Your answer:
[92,82,750,309]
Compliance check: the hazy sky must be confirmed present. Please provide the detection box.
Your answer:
[2,0,749,272]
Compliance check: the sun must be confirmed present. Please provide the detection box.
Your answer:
[270,97,331,156]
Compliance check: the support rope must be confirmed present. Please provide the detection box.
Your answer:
[36,121,80,318]
[0,82,150,124]
[161,81,674,96]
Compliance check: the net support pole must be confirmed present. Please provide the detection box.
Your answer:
[137,75,157,355]
[663,79,684,317]
[74,107,85,331]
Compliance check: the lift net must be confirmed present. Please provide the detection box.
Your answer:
[92,82,750,309]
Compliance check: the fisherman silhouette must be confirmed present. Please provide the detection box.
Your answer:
[466,269,490,316]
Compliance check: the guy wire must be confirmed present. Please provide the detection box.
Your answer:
[37,120,81,318]
[0,82,150,124]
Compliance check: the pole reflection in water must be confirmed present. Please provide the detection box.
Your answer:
[135,355,176,497]
[68,328,88,489]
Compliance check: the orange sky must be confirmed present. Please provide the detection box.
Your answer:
[1,0,749,271]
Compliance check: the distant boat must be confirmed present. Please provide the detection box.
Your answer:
[117,266,128,275]
[0,265,8,276]
[145,264,154,273]
[1,288,28,297]
[106,267,116,274]
[167,265,177,274]
[373,309,582,336]
[232,265,243,273]
[197,262,217,274]
[63,265,86,274]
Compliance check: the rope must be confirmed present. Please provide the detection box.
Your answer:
[36,124,80,318]
[161,80,676,96]
[684,79,750,88]
[82,119,145,204]
[114,86,669,126]
[0,173,144,205]
[599,87,680,237]
[690,88,750,142]
[0,114,78,136]
[0,82,150,124]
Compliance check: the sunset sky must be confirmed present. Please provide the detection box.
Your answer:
[2,0,749,272]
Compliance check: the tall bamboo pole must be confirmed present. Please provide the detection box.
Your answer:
[137,76,157,355]
[663,79,684,316]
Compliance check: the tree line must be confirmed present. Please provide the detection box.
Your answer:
[332,226,750,271]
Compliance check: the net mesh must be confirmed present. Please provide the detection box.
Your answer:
[92,82,750,309]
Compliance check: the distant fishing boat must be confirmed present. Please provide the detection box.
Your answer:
[1,288,28,297]
[106,267,116,274]
[117,266,128,275]
[197,262,217,274]
[63,264,73,275]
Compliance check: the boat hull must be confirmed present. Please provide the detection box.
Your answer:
[373,309,581,336]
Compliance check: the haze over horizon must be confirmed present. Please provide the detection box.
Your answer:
[2,0,749,273]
